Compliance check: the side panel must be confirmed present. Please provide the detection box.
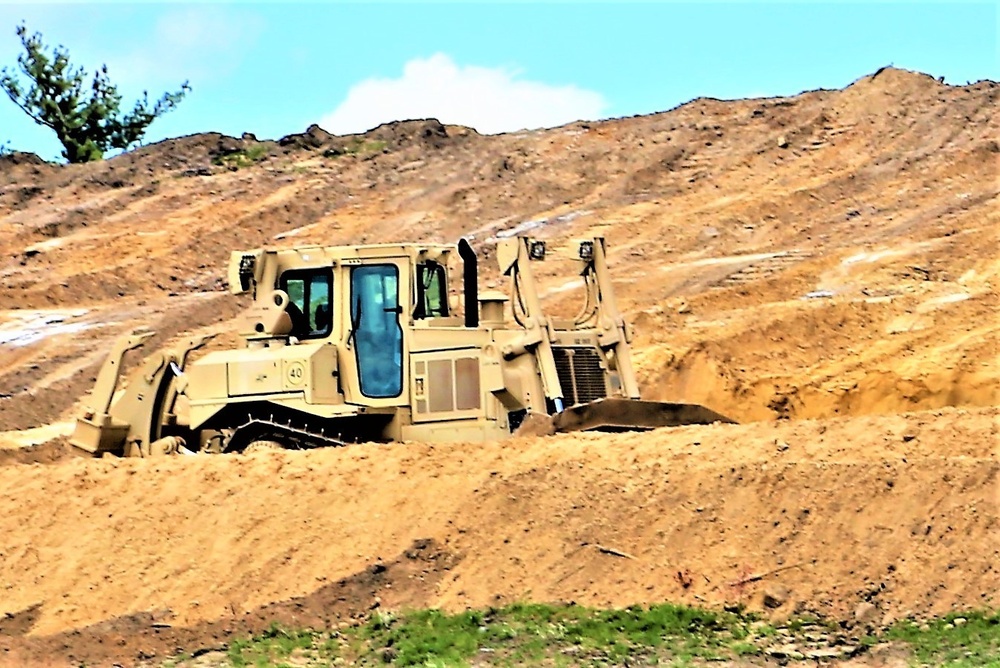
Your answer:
[228,359,282,396]
[411,350,485,423]
[187,343,343,428]
[409,328,490,352]
[304,344,340,403]
[455,357,481,410]
[401,418,512,443]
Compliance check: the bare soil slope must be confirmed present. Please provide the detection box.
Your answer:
[0,68,997,666]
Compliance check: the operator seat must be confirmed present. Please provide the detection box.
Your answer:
[286,301,308,337]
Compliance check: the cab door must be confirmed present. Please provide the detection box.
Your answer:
[349,263,404,399]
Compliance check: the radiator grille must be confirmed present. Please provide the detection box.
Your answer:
[552,347,607,406]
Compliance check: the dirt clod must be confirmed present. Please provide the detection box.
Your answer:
[764,585,791,609]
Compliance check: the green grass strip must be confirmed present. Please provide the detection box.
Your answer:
[219,604,1000,668]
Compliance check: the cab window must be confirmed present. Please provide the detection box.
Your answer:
[279,269,333,338]
[414,261,448,319]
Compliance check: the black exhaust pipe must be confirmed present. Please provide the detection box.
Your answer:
[458,238,479,328]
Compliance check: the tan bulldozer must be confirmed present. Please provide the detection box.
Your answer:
[70,236,733,457]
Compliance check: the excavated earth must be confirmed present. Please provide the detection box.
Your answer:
[0,68,997,666]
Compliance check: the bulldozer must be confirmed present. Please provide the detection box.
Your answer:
[70,236,733,457]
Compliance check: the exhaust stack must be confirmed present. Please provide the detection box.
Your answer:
[458,238,479,328]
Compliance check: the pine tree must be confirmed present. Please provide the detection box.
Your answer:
[1,25,189,163]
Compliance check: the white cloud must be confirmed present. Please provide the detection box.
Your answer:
[108,7,263,87]
[320,53,608,135]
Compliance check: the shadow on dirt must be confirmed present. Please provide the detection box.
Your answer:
[0,439,81,467]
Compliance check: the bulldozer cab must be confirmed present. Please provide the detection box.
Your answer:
[226,243,463,409]
[278,262,405,398]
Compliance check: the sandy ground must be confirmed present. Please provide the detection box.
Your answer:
[0,67,997,666]
[0,407,996,666]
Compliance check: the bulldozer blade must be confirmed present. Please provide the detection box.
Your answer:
[551,398,736,434]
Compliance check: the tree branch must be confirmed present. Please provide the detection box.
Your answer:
[0,83,55,129]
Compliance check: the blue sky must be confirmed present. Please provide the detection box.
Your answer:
[0,2,996,160]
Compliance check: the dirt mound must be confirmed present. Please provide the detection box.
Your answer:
[0,151,47,169]
[0,407,995,666]
[635,284,999,423]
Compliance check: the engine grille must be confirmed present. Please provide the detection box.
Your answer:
[552,347,607,406]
